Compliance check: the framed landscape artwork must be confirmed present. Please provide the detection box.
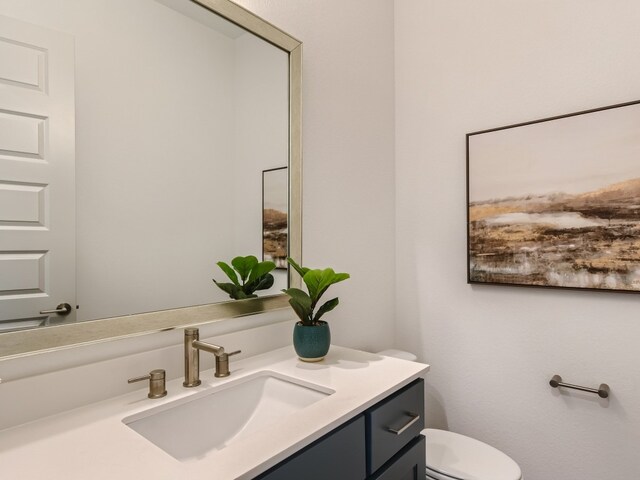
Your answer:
[262,166,288,269]
[467,100,640,293]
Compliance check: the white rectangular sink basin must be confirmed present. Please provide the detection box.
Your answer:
[123,371,333,462]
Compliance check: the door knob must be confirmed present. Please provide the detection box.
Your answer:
[39,303,72,316]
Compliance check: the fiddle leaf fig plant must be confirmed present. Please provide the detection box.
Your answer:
[283,258,350,326]
[213,255,276,300]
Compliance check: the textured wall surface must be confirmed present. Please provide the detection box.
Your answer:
[394,1,640,479]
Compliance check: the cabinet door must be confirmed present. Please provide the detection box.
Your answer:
[366,379,425,474]
[369,435,425,480]
[257,415,366,480]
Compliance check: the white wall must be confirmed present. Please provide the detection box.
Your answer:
[395,1,640,479]
[236,0,397,351]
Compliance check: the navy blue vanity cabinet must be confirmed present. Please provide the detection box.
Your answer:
[368,435,426,480]
[366,378,425,475]
[255,415,367,480]
[256,378,425,480]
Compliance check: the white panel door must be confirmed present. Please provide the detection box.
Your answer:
[0,15,75,331]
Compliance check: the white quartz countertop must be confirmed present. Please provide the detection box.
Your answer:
[0,346,429,480]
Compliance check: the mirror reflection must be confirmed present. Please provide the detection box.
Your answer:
[0,0,290,333]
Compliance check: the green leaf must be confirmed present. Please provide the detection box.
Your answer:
[316,272,350,303]
[288,298,311,324]
[301,269,322,302]
[282,288,312,308]
[244,273,274,294]
[254,273,275,291]
[232,255,258,283]
[247,260,276,284]
[303,268,350,305]
[213,280,244,300]
[282,287,312,324]
[287,257,310,278]
[216,261,239,286]
[313,297,339,323]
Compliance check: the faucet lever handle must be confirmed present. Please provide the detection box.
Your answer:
[128,374,151,383]
[214,350,241,378]
[128,369,167,399]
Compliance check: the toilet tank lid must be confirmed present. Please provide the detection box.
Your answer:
[425,428,522,480]
[377,349,418,361]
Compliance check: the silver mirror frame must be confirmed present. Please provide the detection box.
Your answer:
[0,0,302,360]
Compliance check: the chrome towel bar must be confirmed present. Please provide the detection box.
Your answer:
[549,374,609,398]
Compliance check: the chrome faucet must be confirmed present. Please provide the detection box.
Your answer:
[183,327,241,387]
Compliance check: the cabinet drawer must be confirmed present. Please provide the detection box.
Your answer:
[369,435,426,480]
[366,379,424,474]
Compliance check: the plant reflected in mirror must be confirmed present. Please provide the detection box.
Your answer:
[214,256,276,300]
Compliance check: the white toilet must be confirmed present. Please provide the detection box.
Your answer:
[378,350,523,480]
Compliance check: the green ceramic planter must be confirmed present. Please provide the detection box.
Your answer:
[293,321,331,362]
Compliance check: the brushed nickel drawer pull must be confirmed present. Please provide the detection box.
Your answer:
[387,412,420,435]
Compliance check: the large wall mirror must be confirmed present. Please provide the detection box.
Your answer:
[0,0,302,359]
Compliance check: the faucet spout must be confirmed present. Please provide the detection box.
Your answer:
[192,340,224,356]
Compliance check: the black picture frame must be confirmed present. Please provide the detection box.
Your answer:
[467,99,640,293]
[262,166,288,269]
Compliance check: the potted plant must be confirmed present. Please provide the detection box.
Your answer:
[213,255,276,300]
[282,258,350,361]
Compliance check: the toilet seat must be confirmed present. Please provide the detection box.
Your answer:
[424,429,522,480]
[376,349,418,361]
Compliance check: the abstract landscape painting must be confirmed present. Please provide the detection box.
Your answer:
[467,100,640,292]
[262,167,288,269]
